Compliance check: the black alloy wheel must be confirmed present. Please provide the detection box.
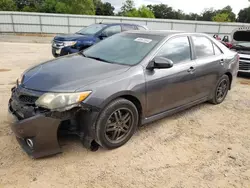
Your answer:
[216,79,228,102]
[95,98,139,149]
[209,75,230,104]
[105,108,133,144]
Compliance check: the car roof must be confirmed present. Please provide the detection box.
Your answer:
[99,23,142,26]
[124,30,215,37]
[124,30,185,36]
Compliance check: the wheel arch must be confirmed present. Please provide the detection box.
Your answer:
[100,91,144,119]
[225,71,233,90]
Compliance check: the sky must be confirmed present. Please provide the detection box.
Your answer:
[103,0,250,14]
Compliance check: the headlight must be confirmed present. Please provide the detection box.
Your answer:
[17,74,24,85]
[63,41,77,47]
[35,91,92,111]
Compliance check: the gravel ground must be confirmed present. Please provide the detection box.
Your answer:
[0,42,250,188]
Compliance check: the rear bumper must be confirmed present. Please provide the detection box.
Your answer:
[9,113,62,159]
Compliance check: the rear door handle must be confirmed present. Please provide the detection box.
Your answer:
[187,66,196,73]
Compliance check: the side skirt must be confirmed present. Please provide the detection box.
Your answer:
[141,97,208,125]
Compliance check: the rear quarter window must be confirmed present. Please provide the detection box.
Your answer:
[122,25,137,31]
[137,26,147,30]
[213,43,223,55]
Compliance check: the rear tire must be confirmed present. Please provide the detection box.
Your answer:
[95,98,138,149]
[209,75,230,104]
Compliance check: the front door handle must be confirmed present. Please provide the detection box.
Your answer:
[187,66,196,73]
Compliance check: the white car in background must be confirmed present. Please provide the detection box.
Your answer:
[231,27,250,74]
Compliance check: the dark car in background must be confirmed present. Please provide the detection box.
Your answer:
[52,23,148,57]
[9,30,238,158]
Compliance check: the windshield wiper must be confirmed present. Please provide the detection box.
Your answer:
[83,55,113,64]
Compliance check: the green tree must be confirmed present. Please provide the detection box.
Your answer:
[126,5,155,18]
[238,7,250,23]
[147,4,175,19]
[101,2,115,16]
[67,0,95,15]
[40,0,57,13]
[14,0,43,11]
[219,6,236,22]
[212,12,231,22]
[185,13,200,20]
[0,0,17,11]
[200,8,218,21]
[94,0,115,16]
[55,2,70,14]
[119,0,135,16]
[40,0,95,15]
[138,5,155,18]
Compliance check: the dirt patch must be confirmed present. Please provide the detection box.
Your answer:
[0,69,11,72]
[240,80,250,85]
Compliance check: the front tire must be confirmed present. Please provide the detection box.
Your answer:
[95,98,139,149]
[209,75,230,104]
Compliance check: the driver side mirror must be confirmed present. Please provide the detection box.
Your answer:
[99,32,108,39]
[146,57,174,70]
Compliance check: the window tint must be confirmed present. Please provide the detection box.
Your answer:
[102,25,121,37]
[122,25,136,31]
[213,43,222,55]
[192,36,214,58]
[156,36,191,64]
[137,26,146,30]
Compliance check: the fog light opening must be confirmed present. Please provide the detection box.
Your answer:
[26,138,34,149]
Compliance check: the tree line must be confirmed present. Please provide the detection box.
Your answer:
[0,0,250,23]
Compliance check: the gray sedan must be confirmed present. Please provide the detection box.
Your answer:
[9,30,239,158]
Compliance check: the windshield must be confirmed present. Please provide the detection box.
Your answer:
[76,24,107,35]
[83,33,163,66]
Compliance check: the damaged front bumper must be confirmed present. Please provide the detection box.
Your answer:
[8,113,62,159]
[8,86,100,159]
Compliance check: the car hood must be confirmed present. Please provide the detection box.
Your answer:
[22,54,130,92]
[54,34,93,41]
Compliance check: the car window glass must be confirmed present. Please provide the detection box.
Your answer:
[156,36,191,64]
[137,26,146,30]
[84,33,163,66]
[122,25,136,31]
[102,25,121,37]
[192,36,214,58]
[76,24,106,35]
[213,43,222,55]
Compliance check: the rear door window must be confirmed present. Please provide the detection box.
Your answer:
[192,36,214,58]
[102,25,122,37]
